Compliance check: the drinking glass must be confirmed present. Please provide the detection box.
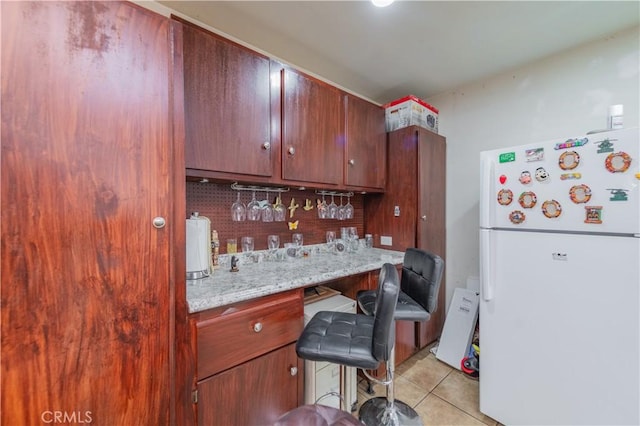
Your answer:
[327,195,338,219]
[262,192,274,222]
[246,191,261,221]
[326,231,336,244]
[267,235,280,251]
[241,236,254,252]
[292,233,303,247]
[344,195,354,220]
[226,238,238,254]
[231,192,246,222]
[274,195,286,222]
[337,194,346,221]
[317,194,328,219]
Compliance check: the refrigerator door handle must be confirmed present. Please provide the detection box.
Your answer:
[479,154,495,228]
[480,230,494,301]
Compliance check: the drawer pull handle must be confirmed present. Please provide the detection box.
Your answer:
[290,366,298,376]
[253,322,263,333]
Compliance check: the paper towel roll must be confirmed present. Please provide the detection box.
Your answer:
[186,214,211,279]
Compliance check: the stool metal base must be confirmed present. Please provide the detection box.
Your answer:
[359,397,423,426]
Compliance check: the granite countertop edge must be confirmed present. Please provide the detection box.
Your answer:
[186,247,405,314]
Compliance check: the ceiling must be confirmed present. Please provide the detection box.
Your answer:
[159,1,640,105]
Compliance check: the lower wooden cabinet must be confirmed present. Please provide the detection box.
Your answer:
[197,343,303,425]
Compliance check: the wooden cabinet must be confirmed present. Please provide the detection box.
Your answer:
[281,68,345,186]
[345,94,387,190]
[198,343,301,425]
[193,290,304,425]
[1,2,181,424]
[180,19,274,178]
[364,126,447,359]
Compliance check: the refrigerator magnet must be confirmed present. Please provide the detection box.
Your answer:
[535,167,550,182]
[519,171,532,185]
[558,151,580,170]
[509,210,526,224]
[605,152,631,173]
[554,137,588,150]
[525,148,544,162]
[541,200,562,218]
[560,173,582,180]
[518,191,537,209]
[596,138,616,154]
[569,184,592,204]
[607,189,629,202]
[584,206,603,224]
[497,189,513,205]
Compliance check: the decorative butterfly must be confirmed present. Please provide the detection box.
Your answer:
[287,220,299,230]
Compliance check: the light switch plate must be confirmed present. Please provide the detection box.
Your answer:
[380,236,392,246]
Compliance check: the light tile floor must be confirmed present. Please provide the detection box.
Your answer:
[354,345,497,426]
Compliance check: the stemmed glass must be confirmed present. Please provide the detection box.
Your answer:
[327,194,338,219]
[344,194,354,220]
[274,195,286,222]
[231,192,246,222]
[267,234,280,259]
[337,195,346,221]
[262,191,274,222]
[317,193,328,219]
[247,191,261,221]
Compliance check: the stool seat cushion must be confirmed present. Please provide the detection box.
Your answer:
[274,404,362,426]
[296,311,379,370]
[357,289,430,322]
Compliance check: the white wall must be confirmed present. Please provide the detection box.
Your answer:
[427,25,640,309]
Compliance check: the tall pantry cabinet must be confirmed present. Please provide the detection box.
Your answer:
[364,126,447,363]
[1,2,184,424]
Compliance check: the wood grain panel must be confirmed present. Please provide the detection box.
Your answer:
[180,18,273,177]
[1,2,172,423]
[282,68,345,185]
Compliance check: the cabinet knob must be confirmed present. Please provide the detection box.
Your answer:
[421,215,427,221]
[288,147,296,156]
[253,322,263,333]
[348,159,355,166]
[152,217,166,229]
[262,142,271,150]
[290,366,298,376]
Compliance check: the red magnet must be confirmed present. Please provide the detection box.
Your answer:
[499,175,507,184]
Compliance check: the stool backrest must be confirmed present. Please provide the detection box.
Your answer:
[372,263,400,362]
[401,248,445,314]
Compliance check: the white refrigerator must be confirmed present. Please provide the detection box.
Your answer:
[479,127,639,425]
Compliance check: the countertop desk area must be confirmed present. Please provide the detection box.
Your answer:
[187,246,405,313]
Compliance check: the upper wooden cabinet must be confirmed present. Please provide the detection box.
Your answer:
[345,94,387,190]
[281,68,345,186]
[181,20,273,177]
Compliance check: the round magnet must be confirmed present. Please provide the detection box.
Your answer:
[605,152,631,173]
[569,184,592,204]
[509,210,526,224]
[541,200,562,218]
[497,189,513,206]
[518,191,537,209]
[558,151,580,170]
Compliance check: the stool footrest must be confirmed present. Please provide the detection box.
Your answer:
[359,397,422,426]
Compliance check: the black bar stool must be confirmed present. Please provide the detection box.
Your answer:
[357,248,445,426]
[293,263,400,421]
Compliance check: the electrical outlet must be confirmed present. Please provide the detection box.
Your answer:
[380,236,392,246]
[394,206,400,217]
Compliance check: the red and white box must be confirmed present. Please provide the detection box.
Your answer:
[383,95,439,133]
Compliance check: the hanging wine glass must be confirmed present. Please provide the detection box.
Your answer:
[231,191,246,222]
[327,194,338,219]
[344,194,354,220]
[246,190,261,221]
[262,191,274,222]
[337,194,346,221]
[317,193,328,219]
[274,195,286,222]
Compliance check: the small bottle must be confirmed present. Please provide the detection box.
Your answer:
[365,234,373,249]
[211,230,220,269]
[608,104,623,130]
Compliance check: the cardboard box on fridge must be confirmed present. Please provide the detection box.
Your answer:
[383,95,439,133]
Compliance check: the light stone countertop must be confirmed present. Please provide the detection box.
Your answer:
[186,245,405,313]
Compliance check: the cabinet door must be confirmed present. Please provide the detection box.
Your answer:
[282,69,344,185]
[197,343,302,426]
[416,128,447,348]
[345,94,386,190]
[1,2,172,424]
[182,21,272,176]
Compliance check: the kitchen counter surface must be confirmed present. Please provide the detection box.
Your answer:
[186,246,405,313]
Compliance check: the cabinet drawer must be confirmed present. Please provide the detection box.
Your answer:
[196,291,303,380]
